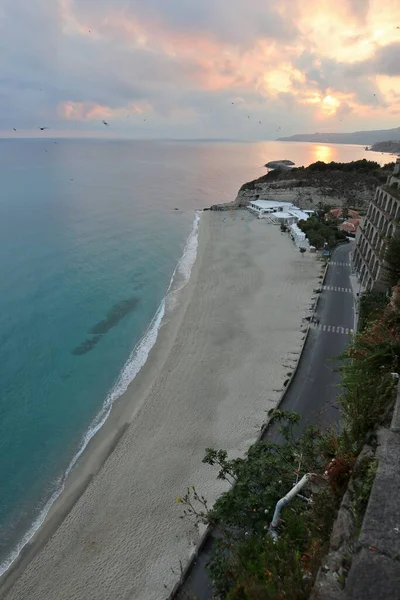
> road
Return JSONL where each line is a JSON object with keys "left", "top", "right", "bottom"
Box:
{"left": 174, "top": 242, "right": 355, "bottom": 600}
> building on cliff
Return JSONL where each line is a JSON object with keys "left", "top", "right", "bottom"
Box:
{"left": 353, "top": 158, "right": 400, "bottom": 291}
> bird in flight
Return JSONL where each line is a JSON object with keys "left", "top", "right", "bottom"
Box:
{"left": 259, "top": 121, "right": 262, "bottom": 125}
{"left": 44, "top": 149, "right": 48, "bottom": 153}
{"left": 102, "top": 120, "right": 109, "bottom": 126}
{"left": 13, "top": 128, "right": 17, "bottom": 132}
{"left": 38, "top": 127, "right": 49, "bottom": 131}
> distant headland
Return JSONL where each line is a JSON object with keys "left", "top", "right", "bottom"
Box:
{"left": 277, "top": 126, "right": 400, "bottom": 146}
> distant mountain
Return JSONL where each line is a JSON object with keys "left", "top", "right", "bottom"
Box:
{"left": 277, "top": 127, "right": 400, "bottom": 145}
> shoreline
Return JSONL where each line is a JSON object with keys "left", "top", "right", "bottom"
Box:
{"left": 1, "top": 210, "right": 320, "bottom": 600}
{"left": 0, "top": 212, "right": 202, "bottom": 595}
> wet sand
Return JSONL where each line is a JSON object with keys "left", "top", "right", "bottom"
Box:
{"left": 0, "top": 211, "right": 320, "bottom": 600}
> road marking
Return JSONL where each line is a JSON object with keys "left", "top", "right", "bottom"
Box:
{"left": 322, "top": 285, "right": 352, "bottom": 293}
{"left": 312, "top": 323, "right": 353, "bottom": 335}
{"left": 328, "top": 261, "right": 351, "bottom": 267}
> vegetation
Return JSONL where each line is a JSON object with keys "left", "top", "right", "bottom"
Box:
{"left": 358, "top": 291, "right": 388, "bottom": 331}
{"left": 297, "top": 213, "right": 347, "bottom": 249}
{"left": 384, "top": 230, "right": 400, "bottom": 288}
{"left": 178, "top": 279, "right": 400, "bottom": 599}
{"left": 178, "top": 412, "right": 345, "bottom": 600}
{"left": 340, "top": 289, "right": 398, "bottom": 445}
{"left": 304, "top": 159, "right": 381, "bottom": 173}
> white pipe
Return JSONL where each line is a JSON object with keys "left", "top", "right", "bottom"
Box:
{"left": 269, "top": 474, "right": 313, "bottom": 541}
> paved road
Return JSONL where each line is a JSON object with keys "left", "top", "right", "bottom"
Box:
{"left": 174, "top": 242, "right": 355, "bottom": 600}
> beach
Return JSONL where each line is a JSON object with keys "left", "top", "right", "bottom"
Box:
{"left": 0, "top": 210, "right": 320, "bottom": 600}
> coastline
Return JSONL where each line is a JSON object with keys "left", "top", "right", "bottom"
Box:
{"left": 0, "top": 210, "right": 320, "bottom": 600}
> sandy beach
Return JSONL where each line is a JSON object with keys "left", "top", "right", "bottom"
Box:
{"left": 0, "top": 210, "right": 320, "bottom": 600}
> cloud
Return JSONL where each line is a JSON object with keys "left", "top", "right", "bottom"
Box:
{"left": 0, "top": 0, "right": 399, "bottom": 137}
{"left": 348, "top": 43, "right": 400, "bottom": 77}
{"left": 346, "top": 0, "right": 370, "bottom": 20}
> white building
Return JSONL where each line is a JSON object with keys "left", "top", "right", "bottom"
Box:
{"left": 290, "top": 223, "right": 308, "bottom": 248}
{"left": 248, "top": 200, "right": 310, "bottom": 224}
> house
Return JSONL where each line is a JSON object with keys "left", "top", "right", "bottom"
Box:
{"left": 339, "top": 218, "right": 360, "bottom": 235}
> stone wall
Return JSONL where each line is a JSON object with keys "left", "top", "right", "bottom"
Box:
{"left": 311, "top": 384, "right": 400, "bottom": 600}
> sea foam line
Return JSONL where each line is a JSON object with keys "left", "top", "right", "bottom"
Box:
{"left": 0, "top": 210, "right": 202, "bottom": 578}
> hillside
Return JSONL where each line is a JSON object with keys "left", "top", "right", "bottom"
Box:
{"left": 370, "top": 140, "right": 400, "bottom": 154}
{"left": 210, "top": 159, "right": 396, "bottom": 212}
{"left": 277, "top": 127, "right": 400, "bottom": 145}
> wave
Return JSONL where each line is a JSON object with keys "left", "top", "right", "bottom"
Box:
{"left": 0, "top": 210, "right": 202, "bottom": 578}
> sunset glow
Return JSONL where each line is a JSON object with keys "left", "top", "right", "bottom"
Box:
{"left": 0, "top": 0, "right": 399, "bottom": 137}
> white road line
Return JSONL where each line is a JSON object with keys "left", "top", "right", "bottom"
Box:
{"left": 314, "top": 323, "right": 354, "bottom": 335}
{"left": 322, "top": 286, "right": 352, "bottom": 293}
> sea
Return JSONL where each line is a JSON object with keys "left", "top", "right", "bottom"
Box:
{"left": 0, "top": 138, "right": 388, "bottom": 573}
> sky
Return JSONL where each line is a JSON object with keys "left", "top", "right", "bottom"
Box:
{"left": 1, "top": 0, "right": 399, "bottom": 139}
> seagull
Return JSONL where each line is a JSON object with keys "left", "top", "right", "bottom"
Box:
{"left": 247, "top": 115, "right": 250, "bottom": 119}
{"left": 259, "top": 121, "right": 262, "bottom": 125}
{"left": 38, "top": 127, "right": 49, "bottom": 131}
{"left": 102, "top": 120, "right": 109, "bottom": 126}
{"left": 44, "top": 149, "right": 48, "bottom": 153}
{"left": 13, "top": 128, "right": 17, "bottom": 132}
{"left": 143, "top": 118, "right": 147, "bottom": 122}
{"left": 231, "top": 102, "right": 234, "bottom": 105}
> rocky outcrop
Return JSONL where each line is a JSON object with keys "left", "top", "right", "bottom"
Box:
{"left": 265, "top": 160, "right": 295, "bottom": 169}
{"left": 231, "top": 162, "right": 394, "bottom": 211}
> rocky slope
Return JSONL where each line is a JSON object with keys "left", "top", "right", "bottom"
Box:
{"left": 210, "top": 160, "right": 395, "bottom": 212}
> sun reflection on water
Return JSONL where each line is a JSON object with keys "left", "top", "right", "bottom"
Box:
{"left": 314, "top": 145, "right": 333, "bottom": 163}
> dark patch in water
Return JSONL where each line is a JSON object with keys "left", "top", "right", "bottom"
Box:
{"left": 72, "top": 335, "right": 102, "bottom": 355}
{"left": 89, "top": 297, "right": 139, "bottom": 335}
{"left": 72, "top": 296, "right": 140, "bottom": 356}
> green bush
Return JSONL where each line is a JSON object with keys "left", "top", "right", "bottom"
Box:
{"left": 384, "top": 230, "right": 400, "bottom": 289}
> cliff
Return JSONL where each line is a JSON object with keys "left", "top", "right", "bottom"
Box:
{"left": 224, "top": 159, "right": 395, "bottom": 212}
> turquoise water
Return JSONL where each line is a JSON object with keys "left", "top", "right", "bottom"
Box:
{"left": 0, "top": 139, "right": 384, "bottom": 571}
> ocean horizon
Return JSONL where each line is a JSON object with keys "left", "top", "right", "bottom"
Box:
{"left": 0, "top": 139, "right": 388, "bottom": 575}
